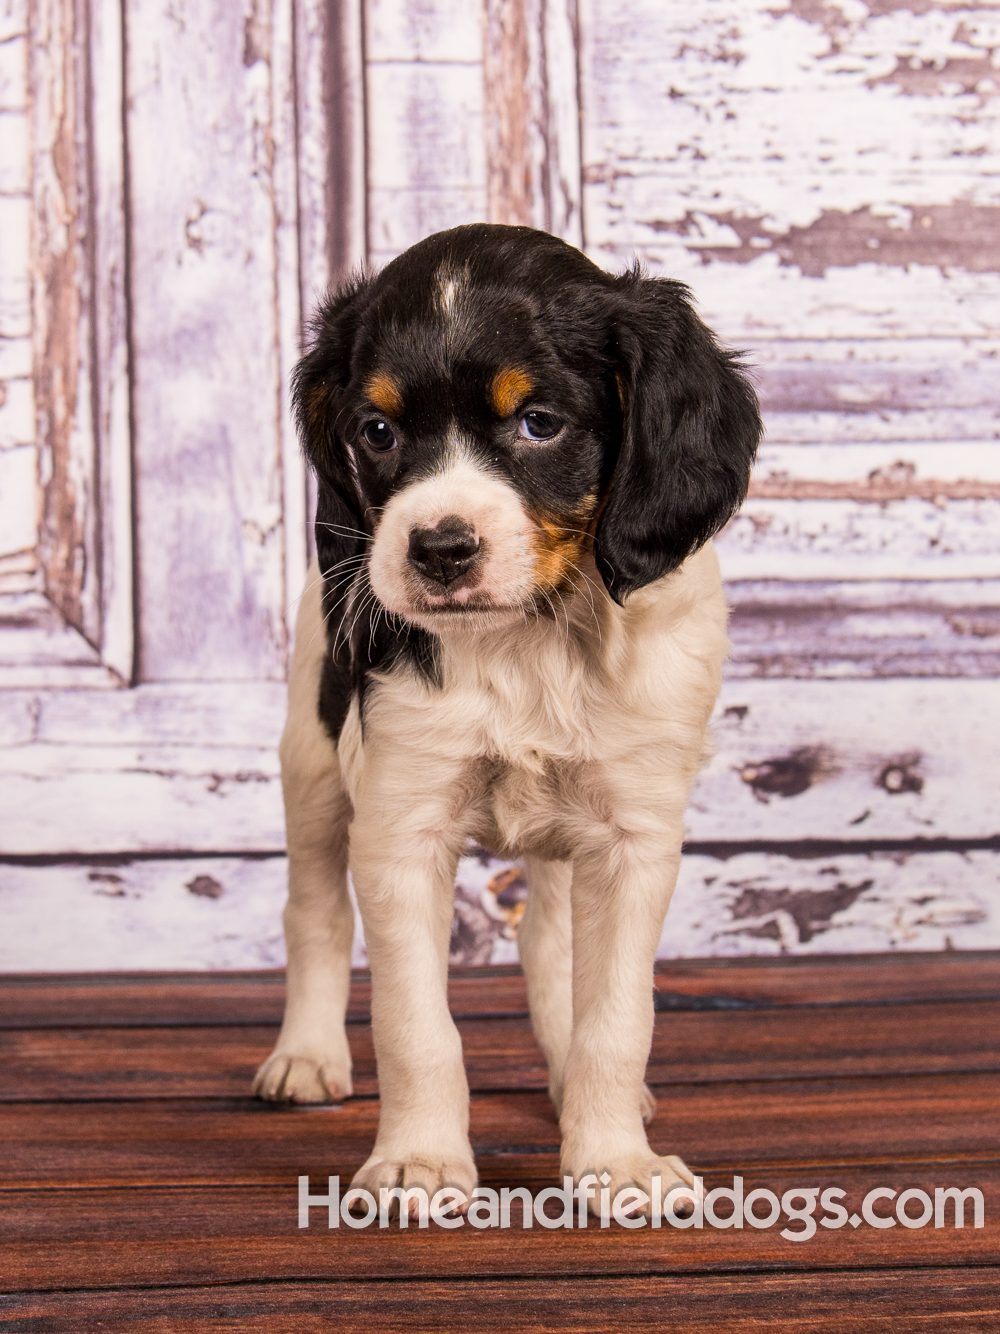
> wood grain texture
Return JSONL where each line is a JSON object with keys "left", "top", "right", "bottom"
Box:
{"left": 23, "top": 680, "right": 286, "bottom": 745}
{"left": 366, "top": 63, "right": 487, "bottom": 259}
{"left": 28, "top": 0, "right": 97, "bottom": 642}
{"left": 1, "top": 1165, "right": 995, "bottom": 1291}
{"left": 88, "top": 0, "right": 134, "bottom": 682}
{"left": 271, "top": 0, "right": 309, "bottom": 637}
{"left": 727, "top": 579, "right": 1000, "bottom": 680}
{"left": 2, "top": 999, "right": 997, "bottom": 1101}
{"left": 4, "top": 953, "right": 996, "bottom": 1027}
{"left": 3, "top": 1270, "right": 999, "bottom": 1334}
{"left": 572, "top": 0, "right": 1000, "bottom": 710}
{"left": 1, "top": 961, "right": 994, "bottom": 1320}
{"left": 365, "top": 0, "right": 485, "bottom": 262}
{"left": 753, "top": 339, "right": 1000, "bottom": 420}
{"left": 295, "top": 0, "right": 365, "bottom": 303}
{"left": 366, "top": 0, "right": 483, "bottom": 62}
{"left": 483, "top": 0, "right": 583, "bottom": 243}
{"left": 0, "top": 593, "right": 115, "bottom": 691}
{"left": 3, "top": 1070, "right": 998, "bottom": 1185}
{"left": 0, "top": 445, "right": 36, "bottom": 563}
{"left": 484, "top": 0, "right": 534, "bottom": 227}
{"left": 1, "top": 0, "right": 128, "bottom": 674}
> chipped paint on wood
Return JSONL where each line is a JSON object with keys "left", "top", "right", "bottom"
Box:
{"left": 688, "top": 679, "right": 1000, "bottom": 843}
{"left": 0, "top": 738, "right": 285, "bottom": 853}
{"left": 717, "top": 496, "right": 1000, "bottom": 581}
{"left": 0, "top": 856, "right": 317, "bottom": 971}
{"left": 483, "top": 0, "right": 583, "bottom": 242}
{"left": 2, "top": 843, "right": 999, "bottom": 971}
{"left": 653, "top": 204, "right": 1000, "bottom": 277}
{"left": 29, "top": 0, "right": 96, "bottom": 641}
{"left": 2, "top": 0, "right": 999, "bottom": 967}
{"left": 581, "top": 0, "right": 1000, "bottom": 338}
{"left": 0, "top": 590, "right": 115, "bottom": 689}
{"left": 663, "top": 848, "right": 1000, "bottom": 958}
{"left": 0, "top": 6, "right": 38, "bottom": 599}
{"left": 751, "top": 437, "right": 1000, "bottom": 504}
{"left": 88, "top": 0, "right": 134, "bottom": 681}
{"left": 2, "top": 678, "right": 1000, "bottom": 852}
{"left": 764, "top": 409, "right": 1000, "bottom": 444}
{"left": 484, "top": 0, "right": 534, "bottom": 227}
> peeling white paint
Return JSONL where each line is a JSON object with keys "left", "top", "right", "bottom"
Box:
{"left": 2, "top": 845, "right": 997, "bottom": 972}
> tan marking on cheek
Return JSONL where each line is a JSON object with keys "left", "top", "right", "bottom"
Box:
{"left": 528, "top": 507, "right": 592, "bottom": 590}
{"left": 491, "top": 367, "right": 534, "bottom": 418}
{"left": 365, "top": 371, "right": 403, "bottom": 418}
{"left": 615, "top": 374, "right": 627, "bottom": 410}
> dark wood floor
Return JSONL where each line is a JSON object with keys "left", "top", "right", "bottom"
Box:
{"left": 1, "top": 952, "right": 998, "bottom": 1331}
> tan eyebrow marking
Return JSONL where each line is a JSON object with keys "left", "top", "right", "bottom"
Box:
{"left": 490, "top": 367, "right": 534, "bottom": 418}
{"left": 365, "top": 371, "right": 403, "bottom": 418}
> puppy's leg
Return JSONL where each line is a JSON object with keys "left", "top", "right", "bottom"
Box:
{"left": 349, "top": 799, "right": 476, "bottom": 1212}
{"left": 518, "top": 857, "right": 573, "bottom": 1116}
{"left": 253, "top": 566, "right": 354, "bottom": 1104}
{"left": 559, "top": 827, "right": 693, "bottom": 1214}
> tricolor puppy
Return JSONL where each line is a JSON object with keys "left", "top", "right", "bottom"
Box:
{"left": 254, "top": 224, "right": 761, "bottom": 1214}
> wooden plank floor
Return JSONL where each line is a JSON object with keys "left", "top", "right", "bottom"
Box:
{"left": 1, "top": 953, "right": 998, "bottom": 1332}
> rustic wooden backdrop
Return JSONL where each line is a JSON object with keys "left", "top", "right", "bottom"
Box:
{"left": 1, "top": 0, "right": 999, "bottom": 969}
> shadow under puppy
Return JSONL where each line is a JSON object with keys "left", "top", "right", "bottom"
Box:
{"left": 254, "top": 223, "right": 761, "bottom": 1216}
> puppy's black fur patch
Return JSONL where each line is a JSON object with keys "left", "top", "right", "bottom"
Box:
{"left": 292, "top": 224, "right": 761, "bottom": 741}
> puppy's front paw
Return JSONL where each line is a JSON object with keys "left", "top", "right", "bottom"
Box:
{"left": 564, "top": 1150, "right": 696, "bottom": 1219}
{"left": 350, "top": 1151, "right": 478, "bottom": 1218}
{"left": 252, "top": 1050, "right": 352, "bottom": 1103}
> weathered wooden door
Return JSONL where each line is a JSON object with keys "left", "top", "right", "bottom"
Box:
{"left": 0, "top": 0, "right": 363, "bottom": 965}
{"left": 3, "top": 0, "right": 999, "bottom": 968}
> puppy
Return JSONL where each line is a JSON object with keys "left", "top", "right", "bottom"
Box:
{"left": 254, "top": 224, "right": 761, "bottom": 1214}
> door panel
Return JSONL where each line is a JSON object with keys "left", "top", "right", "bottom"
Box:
{"left": 126, "top": 0, "right": 299, "bottom": 682}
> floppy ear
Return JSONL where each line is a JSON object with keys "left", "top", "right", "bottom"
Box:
{"left": 593, "top": 270, "right": 761, "bottom": 603}
{"left": 291, "top": 275, "right": 374, "bottom": 596}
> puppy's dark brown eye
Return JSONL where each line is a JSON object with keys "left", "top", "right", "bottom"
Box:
{"left": 362, "top": 419, "right": 396, "bottom": 452}
{"left": 518, "top": 411, "right": 562, "bottom": 441}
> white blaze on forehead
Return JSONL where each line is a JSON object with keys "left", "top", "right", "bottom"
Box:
{"left": 367, "top": 450, "right": 538, "bottom": 618}
{"left": 434, "top": 261, "right": 468, "bottom": 318}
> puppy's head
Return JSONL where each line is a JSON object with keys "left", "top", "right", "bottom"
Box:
{"left": 295, "top": 224, "right": 760, "bottom": 639}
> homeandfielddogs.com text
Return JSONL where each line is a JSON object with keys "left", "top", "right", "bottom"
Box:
{"left": 298, "top": 1175, "right": 985, "bottom": 1240}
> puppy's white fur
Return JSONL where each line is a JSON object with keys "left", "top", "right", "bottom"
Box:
{"left": 367, "top": 448, "right": 537, "bottom": 624}
{"left": 257, "top": 522, "right": 727, "bottom": 1214}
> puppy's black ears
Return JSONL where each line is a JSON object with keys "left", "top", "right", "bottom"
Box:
{"left": 292, "top": 274, "right": 374, "bottom": 581}
{"left": 292, "top": 273, "right": 372, "bottom": 486}
{"left": 593, "top": 270, "right": 762, "bottom": 604}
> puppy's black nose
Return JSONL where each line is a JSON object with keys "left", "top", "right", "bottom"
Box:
{"left": 407, "top": 517, "right": 480, "bottom": 587}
